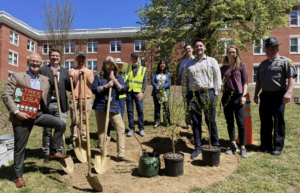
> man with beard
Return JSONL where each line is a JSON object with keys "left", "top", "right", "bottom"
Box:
{"left": 1, "top": 53, "right": 70, "bottom": 188}
{"left": 126, "top": 52, "right": 147, "bottom": 137}
{"left": 68, "top": 52, "right": 94, "bottom": 148}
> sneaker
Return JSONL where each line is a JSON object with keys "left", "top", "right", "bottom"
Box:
{"left": 139, "top": 130, "right": 145, "bottom": 137}
{"left": 44, "top": 155, "right": 49, "bottom": 163}
{"left": 240, "top": 148, "right": 248, "bottom": 158}
{"left": 67, "top": 144, "right": 73, "bottom": 149}
{"left": 117, "top": 156, "right": 133, "bottom": 163}
{"left": 190, "top": 149, "right": 201, "bottom": 159}
{"left": 127, "top": 130, "right": 134, "bottom": 137}
{"left": 225, "top": 145, "right": 239, "bottom": 154}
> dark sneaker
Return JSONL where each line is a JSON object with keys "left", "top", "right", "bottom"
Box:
{"left": 127, "top": 130, "right": 134, "bottom": 137}
{"left": 44, "top": 155, "right": 49, "bottom": 163}
{"left": 225, "top": 145, "right": 239, "bottom": 154}
{"left": 240, "top": 148, "right": 248, "bottom": 158}
{"left": 190, "top": 149, "right": 201, "bottom": 159}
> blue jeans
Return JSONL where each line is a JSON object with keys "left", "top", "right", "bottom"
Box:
{"left": 188, "top": 90, "right": 220, "bottom": 150}
{"left": 126, "top": 91, "right": 144, "bottom": 131}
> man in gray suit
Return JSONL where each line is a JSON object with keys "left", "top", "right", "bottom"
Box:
{"left": 38, "top": 49, "right": 74, "bottom": 163}
{"left": 1, "top": 53, "right": 70, "bottom": 188}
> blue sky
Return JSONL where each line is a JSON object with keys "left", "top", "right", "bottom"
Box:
{"left": 0, "top": 0, "right": 148, "bottom": 30}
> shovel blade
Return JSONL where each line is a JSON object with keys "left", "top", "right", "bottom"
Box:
{"left": 86, "top": 173, "right": 103, "bottom": 192}
{"left": 59, "top": 157, "right": 74, "bottom": 174}
{"left": 74, "top": 147, "right": 87, "bottom": 163}
{"left": 94, "top": 154, "right": 110, "bottom": 174}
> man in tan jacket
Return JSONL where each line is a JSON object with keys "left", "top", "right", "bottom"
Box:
{"left": 1, "top": 53, "right": 70, "bottom": 188}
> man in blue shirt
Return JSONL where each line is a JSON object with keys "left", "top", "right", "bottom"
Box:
{"left": 1, "top": 53, "right": 70, "bottom": 188}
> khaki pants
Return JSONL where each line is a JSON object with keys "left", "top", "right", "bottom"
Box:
{"left": 95, "top": 110, "right": 125, "bottom": 157}
{"left": 69, "top": 98, "right": 92, "bottom": 143}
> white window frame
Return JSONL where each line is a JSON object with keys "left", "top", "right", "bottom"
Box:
{"left": 43, "top": 43, "right": 53, "bottom": 54}
{"left": 8, "top": 50, "right": 18, "bottom": 67}
{"left": 64, "top": 60, "right": 75, "bottom": 70}
{"left": 87, "top": 60, "right": 98, "bottom": 72}
{"left": 87, "top": 42, "right": 98, "bottom": 53}
{"left": 290, "top": 37, "right": 300, "bottom": 54}
{"left": 64, "top": 42, "right": 75, "bottom": 54}
{"left": 27, "top": 40, "right": 35, "bottom": 53}
{"left": 253, "top": 66, "right": 259, "bottom": 83}
{"left": 253, "top": 39, "right": 265, "bottom": 55}
{"left": 290, "top": 11, "right": 300, "bottom": 27}
{"left": 110, "top": 41, "right": 121, "bottom": 53}
{"left": 9, "top": 31, "right": 19, "bottom": 46}
{"left": 217, "top": 40, "right": 233, "bottom": 56}
{"left": 139, "top": 58, "right": 146, "bottom": 67}
{"left": 134, "top": 40, "right": 146, "bottom": 52}
{"left": 8, "top": 71, "right": 14, "bottom": 81}
{"left": 42, "top": 60, "right": 50, "bottom": 66}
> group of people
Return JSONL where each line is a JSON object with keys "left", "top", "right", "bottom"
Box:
{"left": 1, "top": 37, "right": 296, "bottom": 188}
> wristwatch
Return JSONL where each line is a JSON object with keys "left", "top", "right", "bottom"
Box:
{"left": 243, "top": 94, "right": 247, "bottom": 97}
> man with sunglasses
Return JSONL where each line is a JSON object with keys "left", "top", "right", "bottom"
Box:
{"left": 68, "top": 52, "right": 94, "bottom": 149}
{"left": 126, "top": 52, "right": 147, "bottom": 137}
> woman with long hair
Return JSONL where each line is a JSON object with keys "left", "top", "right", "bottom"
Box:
{"left": 91, "top": 56, "right": 132, "bottom": 162}
{"left": 151, "top": 60, "right": 171, "bottom": 128}
{"left": 221, "top": 45, "right": 248, "bottom": 158}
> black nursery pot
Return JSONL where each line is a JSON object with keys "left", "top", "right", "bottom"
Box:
{"left": 201, "top": 146, "right": 221, "bottom": 167}
{"left": 163, "top": 152, "right": 184, "bottom": 177}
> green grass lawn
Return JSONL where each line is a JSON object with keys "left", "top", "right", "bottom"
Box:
{"left": 0, "top": 80, "right": 299, "bottom": 192}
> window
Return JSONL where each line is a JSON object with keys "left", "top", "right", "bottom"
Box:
{"left": 138, "top": 58, "right": 146, "bottom": 67}
{"left": 8, "top": 72, "right": 14, "bottom": 81}
{"left": 87, "top": 42, "right": 98, "bottom": 53}
{"left": 43, "top": 43, "right": 53, "bottom": 54}
{"left": 253, "top": 39, "right": 265, "bottom": 54}
{"left": 9, "top": 31, "right": 19, "bottom": 46}
{"left": 27, "top": 40, "right": 35, "bottom": 52}
{"left": 218, "top": 41, "right": 233, "bottom": 56}
{"left": 290, "top": 11, "right": 300, "bottom": 26}
{"left": 65, "top": 43, "right": 75, "bottom": 54}
{"left": 42, "top": 61, "right": 49, "bottom": 66}
{"left": 134, "top": 40, "right": 146, "bottom": 52}
{"left": 253, "top": 67, "right": 259, "bottom": 83}
{"left": 64, "top": 61, "right": 74, "bottom": 70}
{"left": 110, "top": 41, "right": 121, "bottom": 52}
{"left": 290, "top": 38, "right": 299, "bottom": 53}
{"left": 87, "top": 60, "right": 97, "bottom": 72}
{"left": 9, "top": 51, "right": 18, "bottom": 66}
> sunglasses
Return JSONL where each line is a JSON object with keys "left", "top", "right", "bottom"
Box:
{"left": 105, "top": 64, "right": 114, "bottom": 68}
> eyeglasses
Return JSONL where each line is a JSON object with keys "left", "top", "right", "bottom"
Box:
{"left": 228, "top": 52, "right": 236, "bottom": 55}
{"left": 30, "top": 60, "right": 41, "bottom": 64}
{"left": 106, "top": 64, "right": 114, "bottom": 68}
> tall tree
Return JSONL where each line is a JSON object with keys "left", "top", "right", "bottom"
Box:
{"left": 40, "top": 0, "right": 84, "bottom": 65}
{"left": 135, "top": 0, "right": 297, "bottom": 72}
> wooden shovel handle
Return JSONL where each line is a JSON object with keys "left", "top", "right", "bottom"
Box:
{"left": 102, "top": 71, "right": 113, "bottom": 159}
{"left": 69, "top": 76, "right": 78, "bottom": 125}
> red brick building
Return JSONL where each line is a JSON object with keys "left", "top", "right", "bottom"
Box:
{"left": 1, "top": 6, "right": 300, "bottom": 85}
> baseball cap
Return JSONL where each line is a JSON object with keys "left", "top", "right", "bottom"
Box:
{"left": 131, "top": 52, "right": 139, "bottom": 58}
{"left": 76, "top": 52, "right": 86, "bottom": 58}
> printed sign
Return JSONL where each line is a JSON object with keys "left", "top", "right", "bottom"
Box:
{"left": 13, "top": 85, "right": 43, "bottom": 119}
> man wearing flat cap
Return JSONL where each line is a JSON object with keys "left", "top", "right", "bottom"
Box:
{"left": 126, "top": 52, "right": 147, "bottom": 137}
{"left": 254, "top": 37, "right": 297, "bottom": 155}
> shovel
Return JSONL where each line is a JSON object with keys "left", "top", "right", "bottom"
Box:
{"left": 94, "top": 72, "right": 113, "bottom": 174}
{"left": 83, "top": 74, "right": 103, "bottom": 191}
{"left": 70, "top": 76, "right": 87, "bottom": 163}
{"left": 53, "top": 75, "right": 74, "bottom": 174}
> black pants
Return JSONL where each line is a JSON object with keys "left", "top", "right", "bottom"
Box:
{"left": 222, "top": 93, "right": 246, "bottom": 145}
{"left": 13, "top": 111, "right": 66, "bottom": 178}
{"left": 259, "top": 92, "right": 285, "bottom": 151}
{"left": 153, "top": 94, "right": 170, "bottom": 126}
